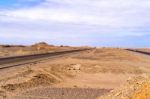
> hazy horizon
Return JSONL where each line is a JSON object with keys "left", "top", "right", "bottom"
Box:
{"left": 0, "top": 0, "right": 150, "bottom": 47}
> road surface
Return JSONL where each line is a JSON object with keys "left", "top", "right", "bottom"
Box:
{"left": 126, "top": 49, "right": 150, "bottom": 55}
{"left": 0, "top": 49, "right": 91, "bottom": 69}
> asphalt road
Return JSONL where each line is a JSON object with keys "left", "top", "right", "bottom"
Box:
{"left": 0, "top": 49, "right": 91, "bottom": 69}
{"left": 126, "top": 49, "right": 150, "bottom": 55}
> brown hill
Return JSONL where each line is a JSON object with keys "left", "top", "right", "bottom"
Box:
{"left": 31, "top": 42, "right": 54, "bottom": 50}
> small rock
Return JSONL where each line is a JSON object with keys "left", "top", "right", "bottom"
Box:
{"left": 68, "top": 64, "right": 81, "bottom": 70}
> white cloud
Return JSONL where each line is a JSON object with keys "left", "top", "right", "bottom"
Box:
{"left": 1, "top": 0, "right": 150, "bottom": 27}
{"left": 0, "top": 0, "right": 150, "bottom": 47}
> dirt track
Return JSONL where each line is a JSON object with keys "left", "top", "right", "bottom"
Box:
{"left": 11, "top": 88, "right": 111, "bottom": 99}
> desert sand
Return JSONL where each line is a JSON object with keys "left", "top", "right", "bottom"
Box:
{"left": 0, "top": 42, "right": 78, "bottom": 57}
{"left": 0, "top": 44, "right": 150, "bottom": 99}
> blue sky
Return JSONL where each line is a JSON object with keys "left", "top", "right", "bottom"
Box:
{"left": 0, "top": 0, "right": 43, "bottom": 9}
{"left": 0, "top": 0, "right": 150, "bottom": 47}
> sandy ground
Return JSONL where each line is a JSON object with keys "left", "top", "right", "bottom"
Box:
{"left": 0, "top": 48, "right": 150, "bottom": 99}
{"left": 99, "top": 75, "right": 150, "bottom": 99}
{"left": 0, "top": 42, "right": 79, "bottom": 57}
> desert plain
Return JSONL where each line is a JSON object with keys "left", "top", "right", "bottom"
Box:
{"left": 0, "top": 42, "right": 150, "bottom": 99}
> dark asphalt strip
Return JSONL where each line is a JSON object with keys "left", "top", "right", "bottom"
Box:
{"left": 126, "top": 49, "right": 150, "bottom": 55}
{"left": 0, "top": 49, "right": 91, "bottom": 69}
